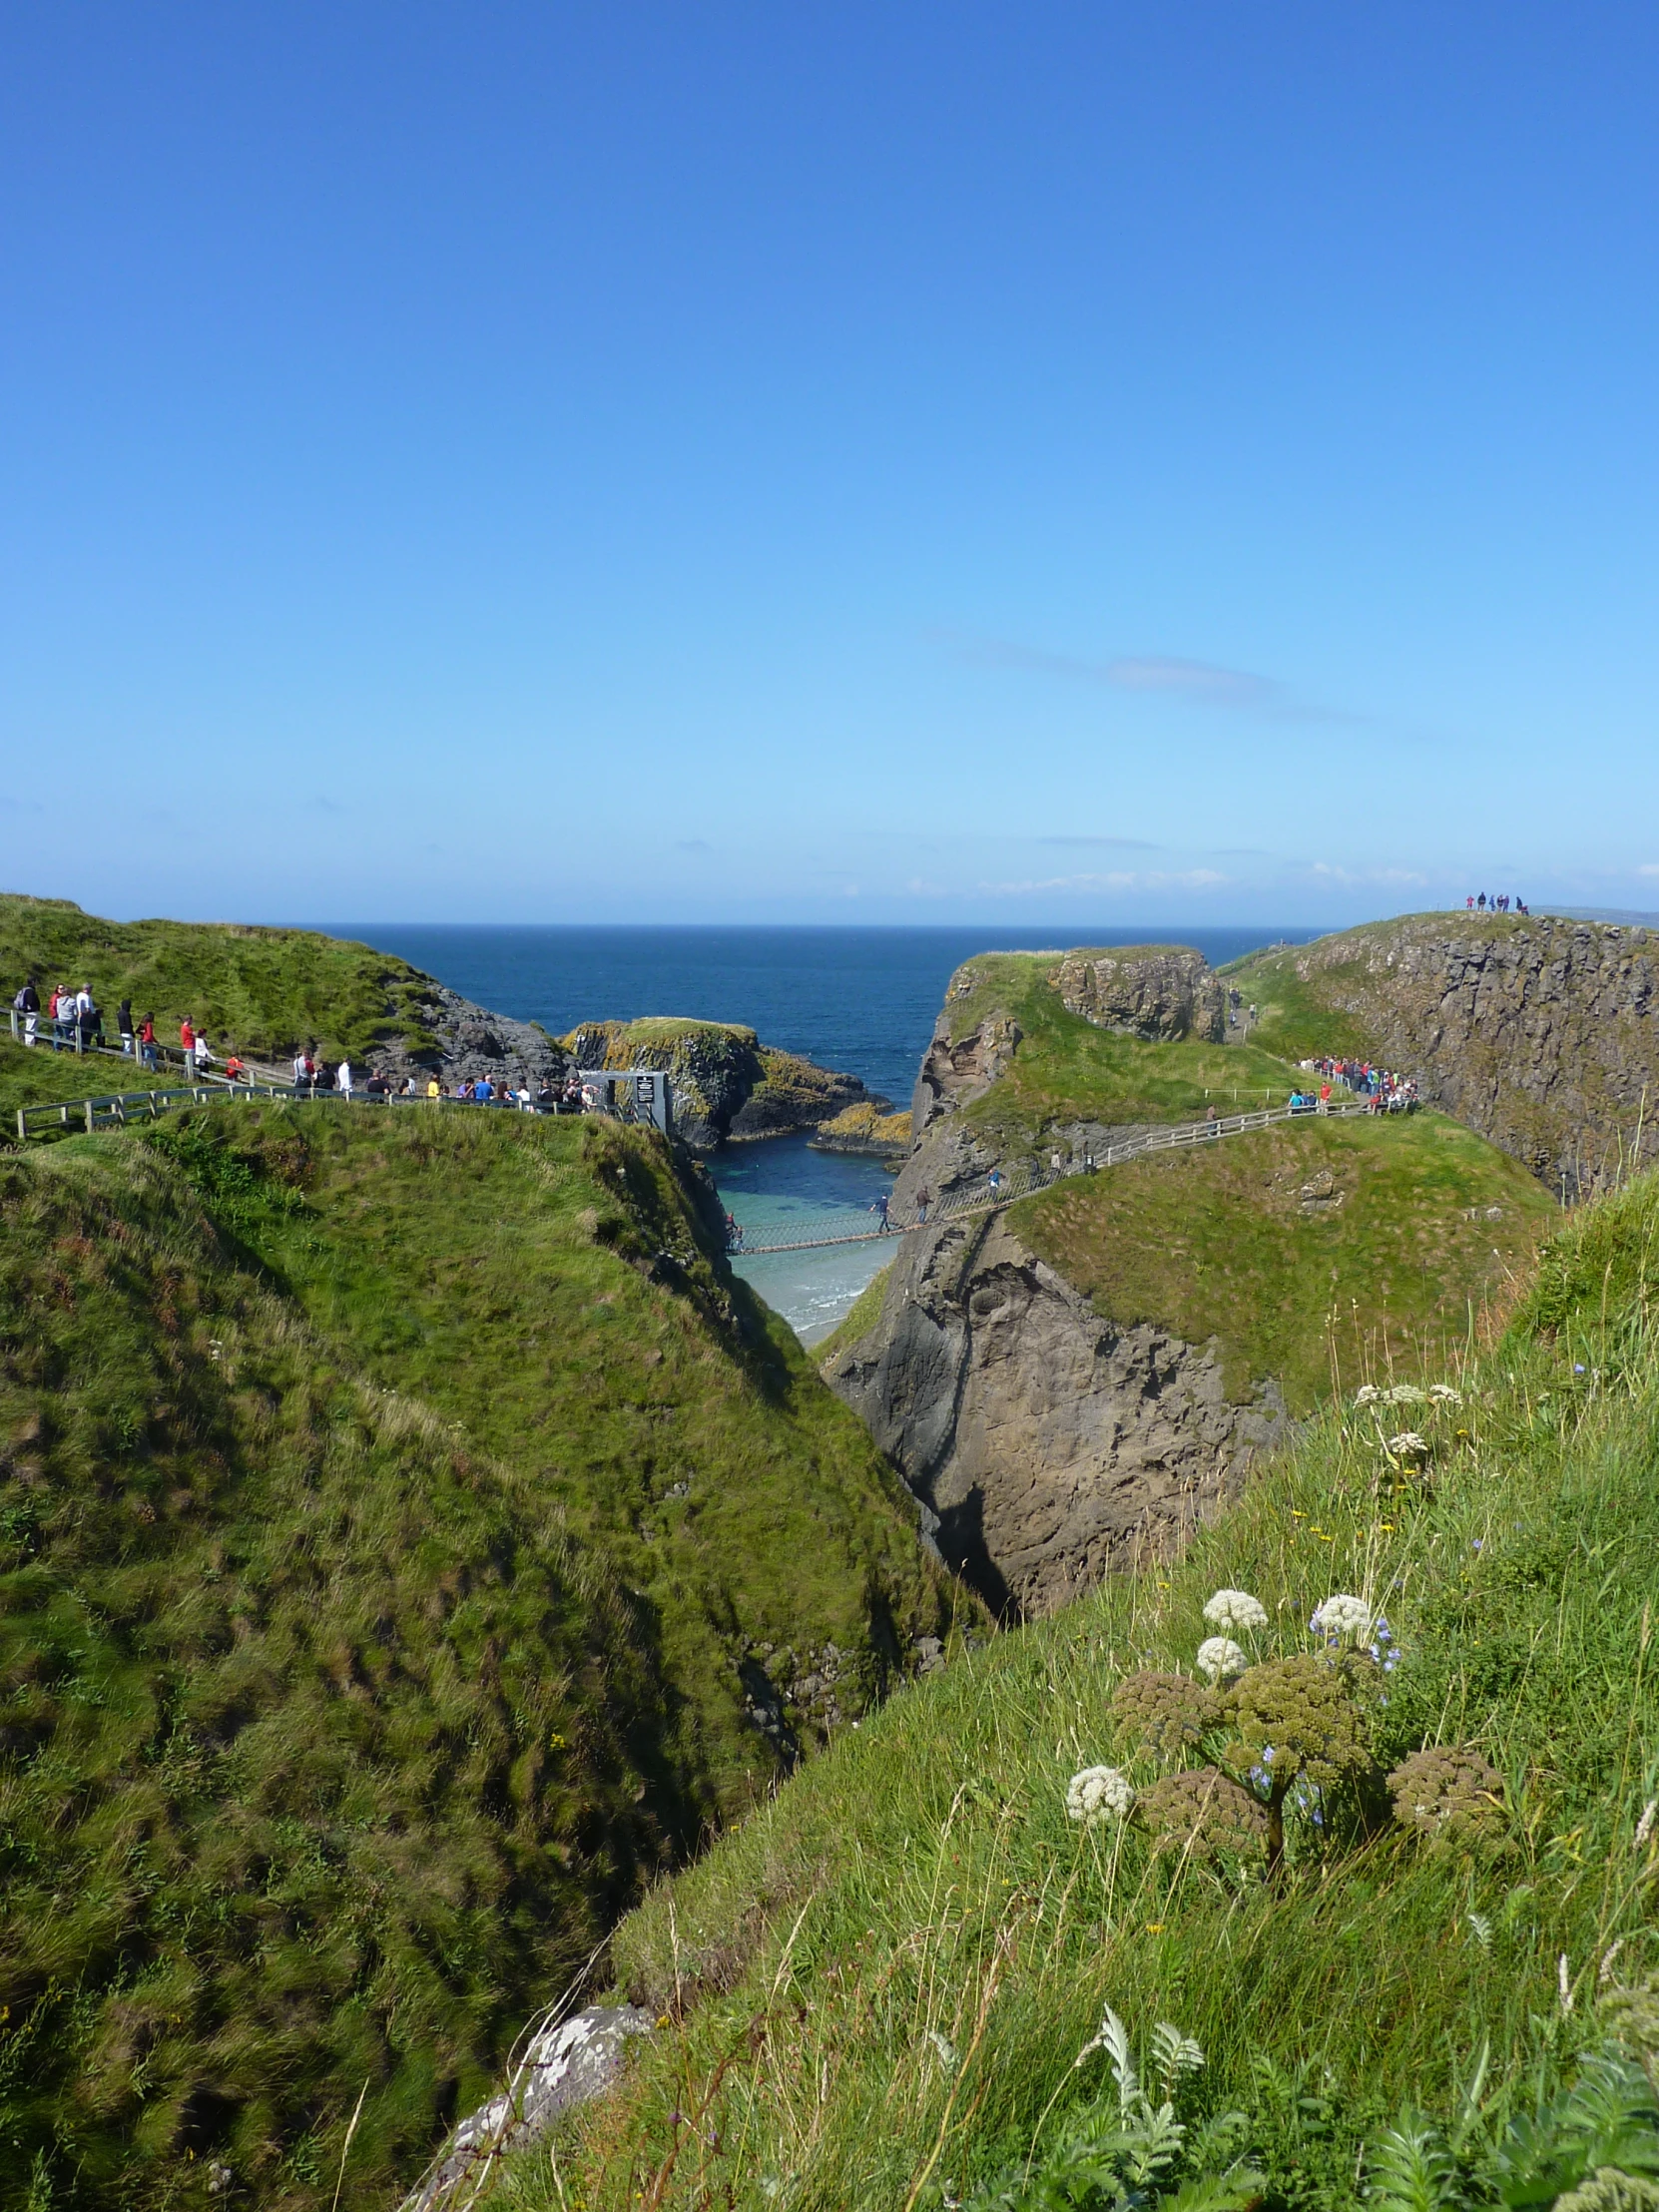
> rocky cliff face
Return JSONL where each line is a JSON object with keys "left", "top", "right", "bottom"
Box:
{"left": 824, "top": 1207, "right": 1284, "bottom": 1619}
{"left": 830, "top": 951, "right": 1283, "bottom": 1618}
{"left": 563, "top": 1020, "right": 868, "bottom": 1151}
{"left": 1050, "top": 946, "right": 1225, "bottom": 1043}
{"left": 1253, "top": 916, "right": 1659, "bottom": 1193}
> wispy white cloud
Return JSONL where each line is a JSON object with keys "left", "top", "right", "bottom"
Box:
{"left": 976, "top": 867, "right": 1229, "bottom": 895}
{"left": 1309, "top": 861, "right": 1429, "bottom": 886}
{"left": 946, "top": 632, "right": 1357, "bottom": 726}
{"left": 1037, "top": 832, "right": 1160, "bottom": 850}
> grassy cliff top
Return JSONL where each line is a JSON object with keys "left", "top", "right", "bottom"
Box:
{"left": 0, "top": 1102, "right": 962, "bottom": 2208}
{"left": 941, "top": 950, "right": 1307, "bottom": 1142}
{"left": 0, "top": 892, "right": 440, "bottom": 1062}
{"left": 527, "top": 1165, "right": 1659, "bottom": 2211}
{"left": 1014, "top": 1109, "right": 1558, "bottom": 1408}
{"left": 562, "top": 1015, "right": 761, "bottom": 1052}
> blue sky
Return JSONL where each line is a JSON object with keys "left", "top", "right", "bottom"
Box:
{"left": 4, "top": 3, "right": 1658, "bottom": 926}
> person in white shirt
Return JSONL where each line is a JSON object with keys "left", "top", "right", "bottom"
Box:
{"left": 292, "top": 1050, "right": 309, "bottom": 1094}
{"left": 337, "top": 1059, "right": 353, "bottom": 1098}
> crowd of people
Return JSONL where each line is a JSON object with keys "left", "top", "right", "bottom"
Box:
{"left": 10, "top": 979, "right": 173, "bottom": 1068}
{"left": 284, "top": 1049, "right": 592, "bottom": 1114}
{"left": 9, "top": 976, "right": 609, "bottom": 1119}
{"left": 1465, "top": 892, "right": 1528, "bottom": 913}
{"left": 1292, "top": 1055, "right": 1418, "bottom": 1113}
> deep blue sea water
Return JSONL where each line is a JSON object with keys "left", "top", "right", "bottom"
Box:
{"left": 325, "top": 925, "right": 1317, "bottom": 1340}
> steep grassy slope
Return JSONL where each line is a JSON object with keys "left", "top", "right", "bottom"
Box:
{"left": 0, "top": 892, "right": 443, "bottom": 1062}
{"left": 940, "top": 952, "right": 1310, "bottom": 1152}
{"left": 0, "top": 1136, "right": 685, "bottom": 2211}
{"left": 0, "top": 1106, "right": 960, "bottom": 2209}
{"left": 524, "top": 1170, "right": 1659, "bottom": 2211}
{"left": 1015, "top": 1110, "right": 1558, "bottom": 1406}
{"left": 156, "top": 1103, "right": 962, "bottom": 1789}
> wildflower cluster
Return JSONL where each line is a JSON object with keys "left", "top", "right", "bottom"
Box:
{"left": 1385, "top": 1746, "right": 1508, "bottom": 1851}
{"left": 1196, "top": 1635, "right": 1248, "bottom": 1684}
{"left": 1066, "top": 1764, "right": 1135, "bottom": 1828}
{"left": 1202, "top": 1587, "right": 1268, "bottom": 1634}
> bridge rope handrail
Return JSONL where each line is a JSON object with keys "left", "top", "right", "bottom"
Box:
{"left": 730, "top": 1098, "right": 1381, "bottom": 1254}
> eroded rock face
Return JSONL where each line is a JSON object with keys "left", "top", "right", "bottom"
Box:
{"left": 1276, "top": 917, "right": 1659, "bottom": 1192}
{"left": 403, "top": 2005, "right": 652, "bottom": 2212}
{"left": 912, "top": 1010, "right": 1022, "bottom": 1137}
{"left": 824, "top": 1210, "right": 1285, "bottom": 1620}
{"left": 1050, "top": 948, "right": 1225, "bottom": 1044}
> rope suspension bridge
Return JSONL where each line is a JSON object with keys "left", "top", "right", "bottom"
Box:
{"left": 729, "top": 1099, "right": 1378, "bottom": 1254}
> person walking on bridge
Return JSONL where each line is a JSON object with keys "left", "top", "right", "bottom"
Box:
{"left": 869, "top": 1191, "right": 890, "bottom": 1232}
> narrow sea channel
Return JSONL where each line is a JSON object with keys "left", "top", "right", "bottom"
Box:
{"left": 709, "top": 1133, "right": 897, "bottom": 1345}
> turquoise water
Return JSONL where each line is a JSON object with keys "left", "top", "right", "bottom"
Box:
{"left": 327, "top": 924, "right": 1318, "bottom": 1338}
{"left": 708, "top": 1132, "right": 896, "bottom": 1344}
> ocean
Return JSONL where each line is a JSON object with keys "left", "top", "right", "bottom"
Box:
{"left": 327, "top": 925, "right": 1317, "bottom": 1341}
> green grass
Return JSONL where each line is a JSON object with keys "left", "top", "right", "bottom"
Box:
{"left": 165, "top": 1104, "right": 964, "bottom": 1796}
{"left": 0, "top": 1105, "right": 964, "bottom": 2209}
{"left": 815, "top": 1264, "right": 895, "bottom": 1367}
{"left": 1013, "top": 1111, "right": 1559, "bottom": 1407}
{"left": 512, "top": 1167, "right": 1659, "bottom": 2211}
{"left": 0, "top": 892, "right": 442, "bottom": 1063}
{"left": 941, "top": 953, "right": 1312, "bottom": 1151}
{"left": 0, "top": 1031, "right": 178, "bottom": 1142}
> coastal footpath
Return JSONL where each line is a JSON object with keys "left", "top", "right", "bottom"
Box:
{"left": 0, "top": 894, "right": 871, "bottom": 1150}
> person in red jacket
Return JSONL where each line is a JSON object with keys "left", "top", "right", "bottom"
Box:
{"left": 180, "top": 1017, "right": 196, "bottom": 1075}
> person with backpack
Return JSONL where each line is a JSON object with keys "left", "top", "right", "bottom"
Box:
{"left": 13, "top": 978, "right": 39, "bottom": 1046}
{"left": 117, "top": 1000, "right": 134, "bottom": 1054}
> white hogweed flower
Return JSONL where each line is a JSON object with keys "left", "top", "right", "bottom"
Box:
{"left": 1066, "top": 1766, "right": 1135, "bottom": 1827}
{"left": 1385, "top": 1430, "right": 1430, "bottom": 1461}
{"left": 1196, "top": 1636, "right": 1248, "bottom": 1684}
{"left": 1383, "top": 1383, "right": 1427, "bottom": 1406}
{"left": 1312, "top": 1593, "right": 1373, "bottom": 1644}
{"left": 1354, "top": 1384, "right": 1382, "bottom": 1406}
{"left": 1203, "top": 1588, "right": 1268, "bottom": 1634}
{"left": 1428, "top": 1383, "right": 1463, "bottom": 1405}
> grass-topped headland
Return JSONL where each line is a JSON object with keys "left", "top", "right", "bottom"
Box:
{"left": 1014, "top": 1108, "right": 1558, "bottom": 1407}
{"left": 0, "top": 891, "right": 447, "bottom": 1064}
{"left": 0, "top": 1099, "right": 965, "bottom": 2208}
{"left": 517, "top": 1162, "right": 1659, "bottom": 2211}
{"left": 560, "top": 1016, "right": 869, "bottom": 1145}
{"left": 1224, "top": 913, "right": 1659, "bottom": 1193}
{"left": 936, "top": 950, "right": 1309, "bottom": 1153}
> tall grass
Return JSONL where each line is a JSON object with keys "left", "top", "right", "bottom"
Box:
{"left": 513, "top": 1172, "right": 1659, "bottom": 2210}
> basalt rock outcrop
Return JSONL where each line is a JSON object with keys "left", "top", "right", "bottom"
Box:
{"left": 561, "top": 1020, "right": 869, "bottom": 1152}
{"left": 1050, "top": 945, "right": 1226, "bottom": 1044}
{"left": 824, "top": 1208, "right": 1285, "bottom": 1619}
{"left": 1238, "top": 915, "right": 1659, "bottom": 1194}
